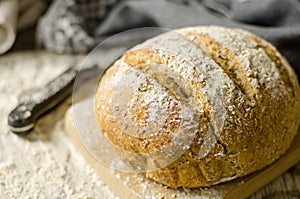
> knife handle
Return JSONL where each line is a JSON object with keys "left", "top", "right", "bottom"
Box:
{"left": 8, "top": 66, "right": 78, "bottom": 134}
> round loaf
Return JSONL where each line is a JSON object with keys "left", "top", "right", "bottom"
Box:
{"left": 95, "top": 26, "right": 300, "bottom": 188}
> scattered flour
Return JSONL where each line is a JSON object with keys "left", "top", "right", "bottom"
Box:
{"left": 0, "top": 51, "right": 117, "bottom": 199}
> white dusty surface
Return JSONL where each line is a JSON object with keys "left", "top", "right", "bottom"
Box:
{"left": 0, "top": 51, "right": 117, "bottom": 199}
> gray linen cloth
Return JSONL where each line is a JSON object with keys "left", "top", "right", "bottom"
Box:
{"left": 37, "top": 0, "right": 300, "bottom": 75}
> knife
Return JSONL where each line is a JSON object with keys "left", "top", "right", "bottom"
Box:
{"left": 7, "top": 65, "right": 99, "bottom": 134}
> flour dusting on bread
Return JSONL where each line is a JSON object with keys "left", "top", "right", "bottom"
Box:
{"left": 95, "top": 26, "right": 300, "bottom": 188}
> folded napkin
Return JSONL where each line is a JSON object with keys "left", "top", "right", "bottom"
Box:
{"left": 37, "top": 0, "right": 300, "bottom": 75}
{"left": 0, "top": 0, "right": 48, "bottom": 55}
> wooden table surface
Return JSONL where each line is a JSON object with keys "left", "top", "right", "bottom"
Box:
{"left": 0, "top": 29, "right": 299, "bottom": 199}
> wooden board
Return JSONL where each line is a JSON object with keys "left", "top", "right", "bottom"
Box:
{"left": 64, "top": 106, "right": 300, "bottom": 199}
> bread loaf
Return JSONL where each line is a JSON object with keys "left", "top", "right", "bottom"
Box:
{"left": 95, "top": 26, "right": 300, "bottom": 188}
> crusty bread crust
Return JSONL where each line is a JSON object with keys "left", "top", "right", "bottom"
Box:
{"left": 95, "top": 26, "right": 300, "bottom": 188}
